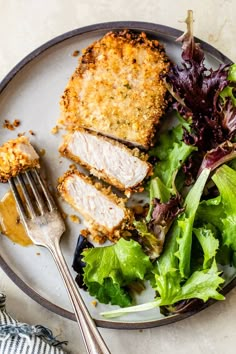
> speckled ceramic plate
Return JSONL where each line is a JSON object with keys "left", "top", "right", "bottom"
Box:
{"left": 0, "top": 21, "right": 236, "bottom": 329}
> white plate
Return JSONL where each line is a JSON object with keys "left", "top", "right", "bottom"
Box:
{"left": 0, "top": 21, "right": 235, "bottom": 329}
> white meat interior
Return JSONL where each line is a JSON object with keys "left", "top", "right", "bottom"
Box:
{"left": 65, "top": 173, "right": 125, "bottom": 230}
{"left": 17, "top": 143, "right": 39, "bottom": 160}
{"left": 64, "top": 131, "right": 149, "bottom": 188}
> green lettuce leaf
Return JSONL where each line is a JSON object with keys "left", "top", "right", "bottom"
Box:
{"left": 87, "top": 278, "right": 132, "bottom": 307}
{"left": 196, "top": 196, "right": 224, "bottom": 231}
{"left": 82, "top": 239, "right": 153, "bottom": 307}
{"left": 176, "top": 168, "right": 211, "bottom": 278}
{"left": 212, "top": 165, "right": 236, "bottom": 250}
{"left": 101, "top": 261, "right": 224, "bottom": 318}
{"left": 155, "top": 260, "right": 224, "bottom": 306}
{"left": 197, "top": 165, "right": 236, "bottom": 250}
{"left": 220, "top": 86, "right": 236, "bottom": 106}
{"left": 220, "top": 64, "right": 236, "bottom": 106}
{"left": 168, "top": 261, "right": 224, "bottom": 303}
{"left": 228, "top": 64, "right": 236, "bottom": 81}
{"left": 156, "top": 220, "right": 180, "bottom": 276}
{"left": 229, "top": 159, "right": 236, "bottom": 170}
{"left": 149, "top": 122, "right": 196, "bottom": 190}
{"left": 193, "top": 226, "right": 219, "bottom": 269}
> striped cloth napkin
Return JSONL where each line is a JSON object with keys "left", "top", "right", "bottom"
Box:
{"left": 0, "top": 293, "right": 67, "bottom": 354}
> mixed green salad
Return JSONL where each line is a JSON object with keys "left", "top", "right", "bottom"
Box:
{"left": 72, "top": 11, "right": 236, "bottom": 318}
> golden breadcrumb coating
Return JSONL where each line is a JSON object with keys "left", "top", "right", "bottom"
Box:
{"left": 0, "top": 136, "right": 39, "bottom": 183}
{"left": 59, "top": 30, "right": 170, "bottom": 148}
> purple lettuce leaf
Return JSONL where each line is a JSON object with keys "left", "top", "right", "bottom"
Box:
{"left": 149, "top": 197, "right": 184, "bottom": 235}
{"left": 197, "top": 141, "right": 236, "bottom": 176}
{"left": 220, "top": 99, "right": 236, "bottom": 136}
{"left": 134, "top": 196, "right": 184, "bottom": 259}
{"left": 165, "top": 10, "right": 233, "bottom": 152}
{"left": 176, "top": 10, "right": 204, "bottom": 63}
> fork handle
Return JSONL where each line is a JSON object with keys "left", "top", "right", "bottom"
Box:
{"left": 48, "top": 239, "right": 111, "bottom": 354}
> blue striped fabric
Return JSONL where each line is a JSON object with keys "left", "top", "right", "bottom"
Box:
{"left": 0, "top": 294, "right": 67, "bottom": 354}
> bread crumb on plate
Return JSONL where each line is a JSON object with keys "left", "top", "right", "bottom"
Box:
{"left": 3, "top": 119, "right": 21, "bottom": 131}
{"left": 69, "top": 214, "right": 80, "bottom": 223}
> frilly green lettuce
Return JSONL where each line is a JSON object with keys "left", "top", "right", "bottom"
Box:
{"left": 82, "top": 238, "right": 153, "bottom": 307}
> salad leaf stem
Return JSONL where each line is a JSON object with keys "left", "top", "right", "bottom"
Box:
{"left": 176, "top": 168, "right": 211, "bottom": 278}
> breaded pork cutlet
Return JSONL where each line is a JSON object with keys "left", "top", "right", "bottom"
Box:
{"left": 59, "top": 30, "right": 170, "bottom": 148}
{"left": 59, "top": 129, "right": 151, "bottom": 192}
{"left": 57, "top": 169, "right": 132, "bottom": 242}
{"left": 0, "top": 136, "right": 39, "bottom": 183}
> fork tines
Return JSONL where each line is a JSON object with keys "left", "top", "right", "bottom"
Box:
{"left": 9, "top": 168, "right": 57, "bottom": 220}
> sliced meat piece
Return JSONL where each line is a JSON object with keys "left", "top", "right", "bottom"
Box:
{"left": 57, "top": 169, "right": 132, "bottom": 242}
{"left": 59, "top": 30, "right": 170, "bottom": 148}
{"left": 0, "top": 136, "right": 39, "bottom": 183}
{"left": 59, "top": 129, "right": 151, "bottom": 191}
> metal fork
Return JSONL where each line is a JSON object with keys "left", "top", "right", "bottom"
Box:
{"left": 8, "top": 168, "right": 111, "bottom": 354}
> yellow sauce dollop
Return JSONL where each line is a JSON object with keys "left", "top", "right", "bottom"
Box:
{"left": 0, "top": 190, "right": 32, "bottom": 246}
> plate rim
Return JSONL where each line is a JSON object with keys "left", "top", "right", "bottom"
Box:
{"left": 0, "top": 20, "right": 232, "bottom": 95}
{"left": 0, "top": 20, "right": 234, "bottom": 329}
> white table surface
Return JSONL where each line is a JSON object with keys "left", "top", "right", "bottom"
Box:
{"left": 1, "top": 1, "right": 236, "bottom": 353}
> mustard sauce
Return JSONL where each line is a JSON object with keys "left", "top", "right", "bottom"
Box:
{"left": 0, "top": 190, "right": 32, "bottom": 246}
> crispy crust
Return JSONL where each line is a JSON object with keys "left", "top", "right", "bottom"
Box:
{"left": 59, "top": 30, "right": 170, "bottom": 148}
{"left": 59, "top": 129, "right": 152, "bottom": 192}
{"left": 0, "top": 136, "right": 39, "bottom": 183}
{"left": 57, "top": 168, "right": 133, "bottom": 242}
